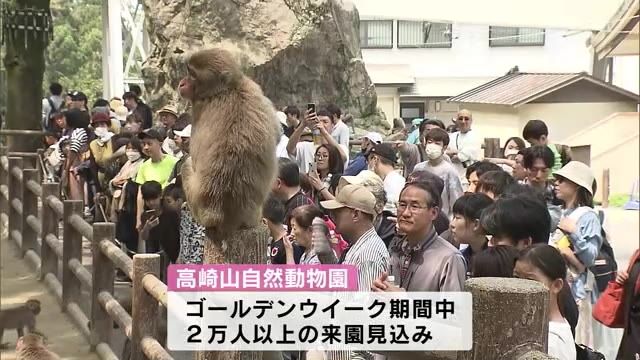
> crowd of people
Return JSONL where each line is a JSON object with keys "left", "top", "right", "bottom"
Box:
{"left": 39, "top": 81, "right": 638, "bottom": 360}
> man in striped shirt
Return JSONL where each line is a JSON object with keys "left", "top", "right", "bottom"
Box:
{"left": 320, "top": 184, "right": 389, "bottom": 292}
{"left": 317, "top": 184, "right": 389, "bottom": 360}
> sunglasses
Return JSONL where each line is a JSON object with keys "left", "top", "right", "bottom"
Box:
{"left": 457, "top": 116, "right": 470, "bottom": 121}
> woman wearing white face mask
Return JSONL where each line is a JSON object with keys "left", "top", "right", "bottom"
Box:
{"left": 413, "top": 128, "right": 463, "bottom": 218}
{"left": 109, "top": 137, "right": 146, "bottom": 221}
{"left": 90, "top": 113, "right": 116, "bottom": 191}
{"left": 486, "top": 137, "right": 527, "bottom": 175}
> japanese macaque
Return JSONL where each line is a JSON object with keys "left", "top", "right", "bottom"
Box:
{"left": 178, "top": 47, "right": 279, "bottom": 360}
{"left": 15, "top": 333, "right": 60, "bottom": 360}
{"left": 0, "top": 299, "right": 40, "bottom": 348}
{"left": 178, "top": 48, "right": 279, "bottom": 258}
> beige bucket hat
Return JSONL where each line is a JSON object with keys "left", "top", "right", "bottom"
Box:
{"left": 553, "top": 161, "right": 596, "bottom": 195}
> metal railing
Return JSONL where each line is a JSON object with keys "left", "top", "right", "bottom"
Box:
{"left": 0, "top": 144, "right": 172, "bottom": 360}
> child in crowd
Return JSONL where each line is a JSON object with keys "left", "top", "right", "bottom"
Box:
{"left": 514, "top": 245, "right": 577, "bottom": 360}
{"left": 449, "top": 193, "right": 494, "bottom": 277}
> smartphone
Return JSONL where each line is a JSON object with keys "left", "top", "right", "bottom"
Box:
{"left": 307, "top": 102, "right": 316, "bottom": 114}
{"left": 144, "top": 209, "right": 158, "bottom": 217}
{"left": 308, "top": 162, "right": 317, "bottom": 174}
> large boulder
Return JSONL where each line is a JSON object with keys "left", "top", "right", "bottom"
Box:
{"left": 141, "top": 0, "right": 386, "bottom": 129}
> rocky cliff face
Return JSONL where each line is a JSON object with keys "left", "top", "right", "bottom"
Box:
{"left": 141, "top": 0, "right": 386, "bottom": 129}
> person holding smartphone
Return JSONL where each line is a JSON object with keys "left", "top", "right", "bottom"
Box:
{"left": 138, "top": 181, "right": 163, "bottom": 253}
{"left": 285, "top": 106, "right": 349, "bottom": 174}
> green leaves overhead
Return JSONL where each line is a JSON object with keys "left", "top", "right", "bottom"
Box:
{"left": 44, "top": 0, "right": 103, "bottom": 100}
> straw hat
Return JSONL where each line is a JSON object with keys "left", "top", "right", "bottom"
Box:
{"left": 109, "top": 98, "right": 123, "bottom": 110}
{"left": 553, "top": 161, "right": 595, "bottom": 195}
{"left": 114, "top": 106, "right": 128, "bottom": 122}
{"left": 158, "top": 105, "right": 178, "bottom": 118}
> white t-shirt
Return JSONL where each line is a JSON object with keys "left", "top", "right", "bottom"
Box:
{"left": 292, "top": 142, "right": 349, "bottom": 174}
{"left": 383, "top": 170, "right": 406, "bottom": 215}
{"left": 276, "top": 134, "right": 289, "bottom": 159}
{"left": 447, "top": 130, "right": 482, "bottom": 179}
{"left": 331, "top": 121, "right": 350, "bottom": 148}
{"left": 548, "top": 319, "right": 576, "bottom": 360}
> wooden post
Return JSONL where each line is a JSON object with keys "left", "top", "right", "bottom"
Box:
{"left": 459, "top": 277, "right": 549, "bottom": 359}
{"left": 484, "top": 138, "right": 501, "bottom": 158}
{"left": 131, "top": 254, "right": 160, "bottom": 360}
{"left": 36, "top": 149, "right": 44, "bottom": 183}
{"left": 40, "top": 183, "right": 60, "bottom": 280}
{"left": 62, "top": 200, "right": 83, "bottom": 311}
{"left": 90, "top": 223, "right": 116, "bottom": 350}
{"left": 22, "top": 169, "right": 39, "bottom": 255}
{"left": 602, "top": 168, "right": 610, "bottom": 208}
{"left": 8, "top": 157, "right": 23, "bottom": 246}
{"left": 0, "top": 146, "right": 8, "bottom": 221}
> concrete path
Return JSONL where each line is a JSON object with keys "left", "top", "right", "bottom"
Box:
{"left": 0, "top": 236, "right": 99, "bottom": 360}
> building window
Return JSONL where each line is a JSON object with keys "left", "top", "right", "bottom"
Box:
{"left": 398, "top": 21, "right": 452, "bottom": 48}
{"left": 360, "top": 20, "right": 393, "bottom": 48}
{"left": 400, "top": 102, "right": 425, "bottom": 122}
{"left": 489, "top": 26, "right": 545, "bottom": 47}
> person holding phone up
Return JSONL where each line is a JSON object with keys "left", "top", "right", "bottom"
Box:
{"left": 286, "top": 107, "right": 349, "bottom": 174}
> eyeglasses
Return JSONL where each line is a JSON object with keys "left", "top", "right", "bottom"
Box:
{"left": 397, "top": 202, "right": 430, "bottom": 213}
{"left": 457, "top": 116, "right": 470, "bottom": 121}
{"left": 315, "top": 154, "right": 329, "bottom": 160}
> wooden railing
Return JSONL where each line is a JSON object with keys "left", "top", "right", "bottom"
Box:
{"left": 0, "top": 145, "right": 172, "bottom": 360}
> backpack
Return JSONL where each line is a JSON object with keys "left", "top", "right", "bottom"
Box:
{"left": 553, "top": 207, "right": 618, "bottom": 293}
{"left": 589, "top": 210, "right": 618, "bottom": 292}
{"left": 554, "top": 143, "right": 573, "bottom": 166}
{"left": 43, "top": 97, "right": 59, "bottom": 129}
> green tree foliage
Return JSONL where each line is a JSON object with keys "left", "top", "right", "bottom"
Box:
{"left": 44, "top": 0, "right": 103, "bottom": 100}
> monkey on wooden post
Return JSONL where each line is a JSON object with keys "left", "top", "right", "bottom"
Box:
{"left": 0, "top": 299, "right": 40, "bottom": 348}
{"left": 178, "top": 47, "right": 280, "bottom": 360}
{"left": 15, "top": 333, "right": 60, "bottom": 360}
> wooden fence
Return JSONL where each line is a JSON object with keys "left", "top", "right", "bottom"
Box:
{"left": 0, "top": 144, "right": 172, "bottom": 360}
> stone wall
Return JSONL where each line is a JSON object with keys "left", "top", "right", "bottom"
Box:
{"left": 141, "top": 0, "right": 386, "bottom": 130}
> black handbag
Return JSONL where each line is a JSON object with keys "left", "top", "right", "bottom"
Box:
{"left": 576, "top": 344, "right": 605, "bottom": 360}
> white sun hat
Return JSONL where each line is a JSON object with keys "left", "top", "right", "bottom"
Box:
{"left": 553, "top": 161, "right": 596, "bottom": 195}
{"left": 173, "top": 124, "right": 192, "bottom": 138}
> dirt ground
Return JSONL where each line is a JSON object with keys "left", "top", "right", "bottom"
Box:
{"left": 0, "top": 237, "right": 99, "bottom": 360}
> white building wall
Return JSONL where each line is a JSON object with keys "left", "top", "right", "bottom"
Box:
{"left": 612, "top": 56, "right": 640, "bottom": 95}
{"left": 360, "top": 23, "right": 594, "bottom": 80}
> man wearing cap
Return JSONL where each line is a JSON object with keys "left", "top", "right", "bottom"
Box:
{"left": 169, "top": 124, "right": 192, "bottom": 183}
{"left": 70, "top": 91, "right": 88, "bottom": 111}
{"left": 158, "top": 105, "right": 181, "bottom": 157}
{"left": 368, "top": 143, "right": 406, "bottom": 215}
{"left": 338, "top": 171, "right": 397, "bottom": 247}
{"left": 319, "top": 184, "right": 389, "bottom": 292}
{"left": 123, "top": 91, "right": 153, "bottom": 130}
{"left": 135, "top": 128, "right": 178, "bottom": 230}
{"left": 343, "top": 132, "right": 382, "bottom": 176}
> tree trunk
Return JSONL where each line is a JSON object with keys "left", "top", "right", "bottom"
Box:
{"left": 3, "top": 0, "right": 51, "bottom": 152}
{"left": 196, "top": 225, "right": 271, "bottom": 360}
